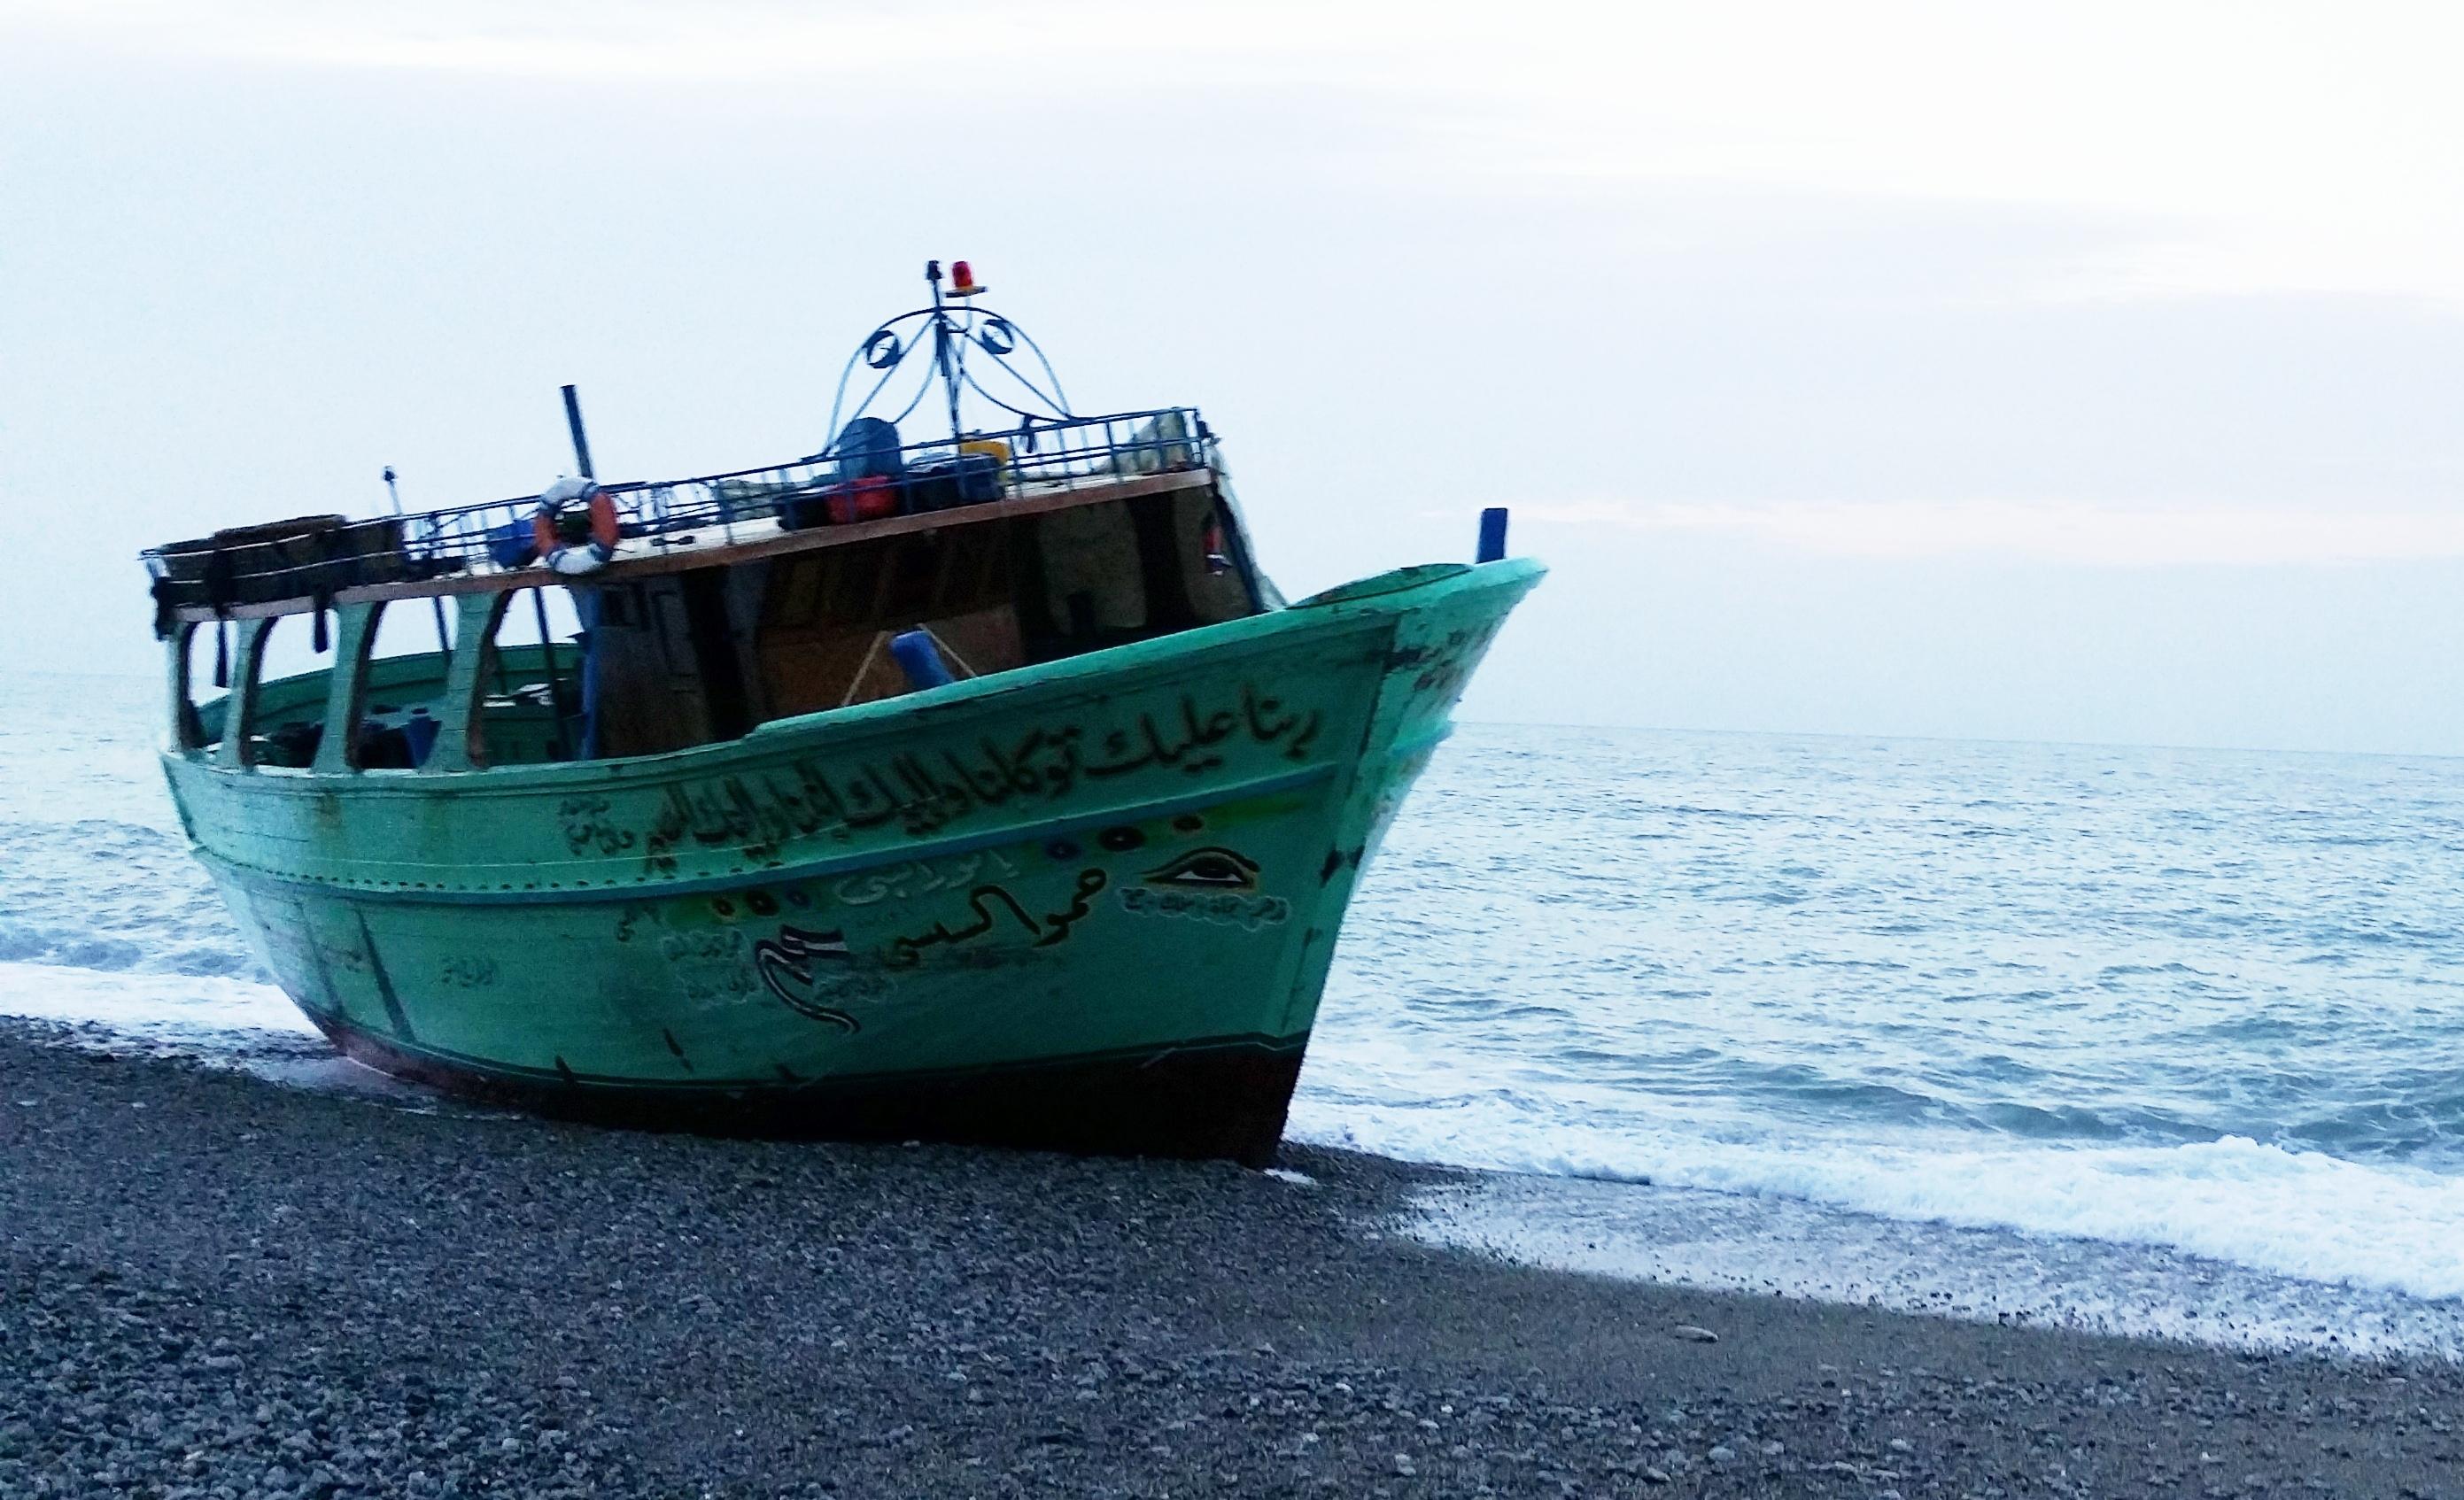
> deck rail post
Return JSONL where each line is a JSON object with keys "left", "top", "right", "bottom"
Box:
{"left": 311, "top": 602, "right": 384, "bottom": 773}
{"left": 166, "top": 625, "right": 205, "bottom": 752}
{"left": 425, "top": 591, "right": 513, "bottom": 773}
{"left": 213, "top": 618, "right": 281, "bottom": 769}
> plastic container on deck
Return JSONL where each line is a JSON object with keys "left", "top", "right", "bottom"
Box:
{"left": 781, "top": 476, "right": 900, "bottom": 530}
{"left": 903, "top": 453, "right": 1003, "bottom": 512}
{"left": 833, "top": 418, "right": 906, "bottom": 483}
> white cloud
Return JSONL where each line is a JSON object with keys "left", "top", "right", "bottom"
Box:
{"left": 1517, "top": 498, "right": 2464, "bottom": 568}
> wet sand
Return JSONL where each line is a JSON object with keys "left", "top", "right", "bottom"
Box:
{"left": 2, "top": 1025, "right": 2456, "bottom": 1498}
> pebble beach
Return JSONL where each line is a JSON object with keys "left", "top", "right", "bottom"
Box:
{"left": 4, "top": 1024, "right": 2458, "bottom": 1499}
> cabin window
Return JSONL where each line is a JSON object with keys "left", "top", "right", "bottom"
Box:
{"left": 469, "top": 586, "right": 589, "bottom": 766}
{"left": 1021, "top": 491, "right": 1257, "bottom": 653}
{"left": 238, "top": 616, "right": 332, "bottom": 769}
{"left": 349, "top": 599, "right": 460, "bottom": 769}
{"left": 1178, "top": 493, "right": 1259, "bottom": 624}
{"left": 748, "top": 526, "right": 1022, "bottom": 725}
{"left": 175, "top": 622, "right": 229, "bottom": 752}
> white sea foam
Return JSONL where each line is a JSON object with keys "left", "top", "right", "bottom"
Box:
{"left": 1289, "top": 1094, "right": 2464, "bottom": 1304}
{"left": 1400, "top": 1171, "right": 2464, "bottom": 1360}
{"left": 0, "top": 960, "right": 313, "bottom": 1043}
{"left": 0, "top": 961, "right": 452, "bottom": 1105}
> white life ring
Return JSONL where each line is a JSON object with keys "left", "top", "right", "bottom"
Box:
{"left": 533, "top": 477, "right": 620, "bottom": 577}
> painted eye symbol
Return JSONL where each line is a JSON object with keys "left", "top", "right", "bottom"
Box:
{"left": 1143, "top": 847, "right": 1259, "bottom": 891}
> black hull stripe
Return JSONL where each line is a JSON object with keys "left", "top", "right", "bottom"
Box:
{"left": 298, "top": 1013, "right": 1308, "bottom": 1095}
{"left": 315, "top": 1017, "right": 1310, "bottom": 1166}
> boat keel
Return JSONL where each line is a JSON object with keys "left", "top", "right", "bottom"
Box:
{"left": 313, "top": 1017, "right": 1308, "bottom": 1168}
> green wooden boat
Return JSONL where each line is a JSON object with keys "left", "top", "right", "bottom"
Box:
{"left": 141, "top": 264, "right": 1541, "bottom": 1164}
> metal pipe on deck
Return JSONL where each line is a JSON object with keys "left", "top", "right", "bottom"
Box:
{"left": 561, "top": 384, "right": 596, "bottom": 480}
{"left": 384, "top": 467, "right": 453, "bottom": 654}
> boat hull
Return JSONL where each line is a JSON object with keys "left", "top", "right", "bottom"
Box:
{"left": 165, "top": 560, "right": 1542, "bottom": 1163}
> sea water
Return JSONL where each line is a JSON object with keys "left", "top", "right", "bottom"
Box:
{"left": 6, "top": 672, "right": 2460, "bottom": 1355}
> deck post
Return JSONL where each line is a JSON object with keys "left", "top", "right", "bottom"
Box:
{"left": 529, "top": 587, "right": 573, "bottom": 760}
{"left": 164, "top": 625, "right": 229, "bottom": 754}
{"left": 213, "top": 618, "right": 281, "bottom": 769}
{"left": 165, "top": 626, "right": 198, "bottom": 752}
{"left": 425, "top": 592, "right": 512, "bottom": 773}
{"left": 311, "top": 603, "right": 384, "bottom": 773}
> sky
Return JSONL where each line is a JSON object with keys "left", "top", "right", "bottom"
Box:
{"left": 4, "top": 1, "right": 2463, "bottom": 753}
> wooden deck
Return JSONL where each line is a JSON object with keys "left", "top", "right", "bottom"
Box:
{"left": 168, "top": 468, "right": 1216, "bottom": 625}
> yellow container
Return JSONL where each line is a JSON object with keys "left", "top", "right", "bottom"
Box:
{"left": 960, "top": 437, "right": 1012, "bottom": 489}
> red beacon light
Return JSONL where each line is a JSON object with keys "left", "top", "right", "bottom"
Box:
{"left": 948, "top": 259, "right": 986, "bottom": 297}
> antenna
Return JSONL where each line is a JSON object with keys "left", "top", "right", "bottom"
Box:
{"left": 383, "top": 467, "right": 452, "bottom": 653}
{"left": 926, "top": 259, "right": 963, "bottom": 446}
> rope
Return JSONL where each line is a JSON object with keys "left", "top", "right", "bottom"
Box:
{"left": 838, "top": 630, "right": 888, "bottom": 707}
{"left": 919, "top": 624, "right": 977, "bottom": 679}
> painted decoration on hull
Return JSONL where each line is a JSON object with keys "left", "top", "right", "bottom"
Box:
{"left": 618, "top": 804, "right": 1295, "bottom": 1039}
{"left": 833, "top": 851, "right": 1020, "bottom": 906}
{"left": 752, "top": 925, "right": 859, "bottom": 1032}
{"left": 1119, "top": 885, "right": 1290, "bottom": 931}
{"left": 885, "top": 870, "right": 1109, "bottom": 968}
{"left": 1146, "top": 847, "right": 1260, "bottom": 890}
{"left": 628, "top": 684, "right": 1326, "bottom": 874}
{"left": 1120, "top": 844, "right": 1290, "bottom": 930}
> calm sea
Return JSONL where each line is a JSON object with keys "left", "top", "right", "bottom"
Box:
{"left": 7, "top": 672, "right": 2460, "bottom": 1354}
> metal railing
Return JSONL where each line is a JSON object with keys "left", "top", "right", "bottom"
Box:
{"left": 143, "top": 407, "right": 1212, "bottom": 611}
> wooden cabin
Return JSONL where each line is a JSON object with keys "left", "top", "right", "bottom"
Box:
{"left": 150, "top": 410, "right": 1276, "bottom": 774}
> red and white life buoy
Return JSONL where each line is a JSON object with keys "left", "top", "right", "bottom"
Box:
{"left": 532, "top": 477, "right": 620, "bottom": 577}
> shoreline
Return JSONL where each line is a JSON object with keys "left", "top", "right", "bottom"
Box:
{"left": 1404, "top": 1167, "right": 2464, "bottom": 1365}
{"left": 4, "top": 1024, "right": 2459, "bottom": 1497}
{"left": 23, "top": 992, "right": 2457, "bottom": 1364}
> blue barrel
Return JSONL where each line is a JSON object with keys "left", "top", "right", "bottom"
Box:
{"left": 890, "top": 630, "right": 954, "bottom": 690}
{"left": 833, "top": 418, "right": 906, "bottom": 483}
{"left": 485, "top": 518, "right": 537, "bottom": 569}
